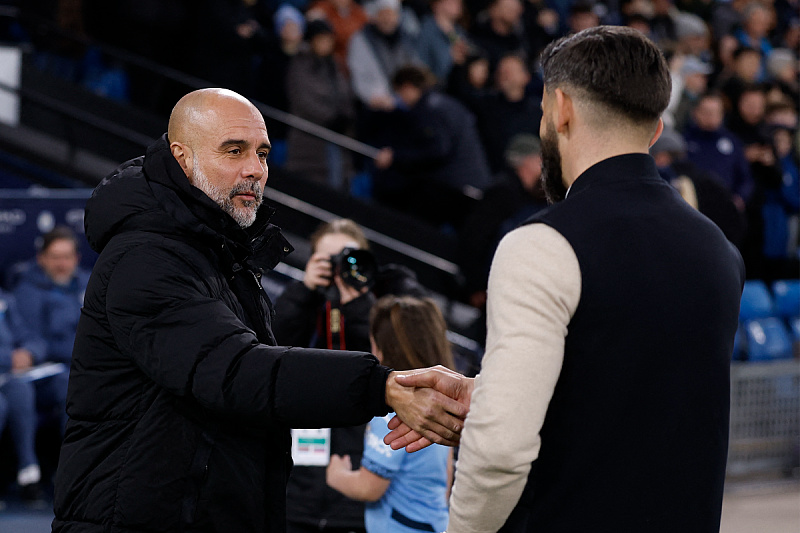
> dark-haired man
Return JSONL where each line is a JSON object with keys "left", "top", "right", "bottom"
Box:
{"left": 51, "top": 88, "right": 471, "bottom": 533}
{"left": 395, "top": 26, "right": 745, "bottom": 532}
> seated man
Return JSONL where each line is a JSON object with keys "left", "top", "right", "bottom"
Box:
{"left": 13, "top": 226, "right": 90, "bottom": 433}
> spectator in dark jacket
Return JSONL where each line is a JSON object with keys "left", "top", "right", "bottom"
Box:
{"left": 684, "top": 92, "right": 754, "bottom": 211}
{"left": 51, "top": 88, "right": 471, "bottom": 533}
{"left": 347, "top": 0, "right": 422, "bottom": 110}
{"left": 285, "top": 19, "right": 356, "bottom": 189}
{"left": 370, "top": 66, "right": 492, "bottom": 229}
{"left": 469, "top": 0, "right": 527, "bottom": 74}
{"left": 12, "top": 226, "right": 90, "bottom": 435}
{"left": 458, "top": 134, "right": 548, "bottom": 312}
{"left": 454, "top": 54, "right": 543, "bottom": 173}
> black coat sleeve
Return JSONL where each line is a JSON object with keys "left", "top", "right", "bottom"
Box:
{"left": 105, "top": 244, "right": 391, "bottom": 429}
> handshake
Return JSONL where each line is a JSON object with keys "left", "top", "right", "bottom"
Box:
{"left": 383, "top": 365, "right": 475, "bottom": 452}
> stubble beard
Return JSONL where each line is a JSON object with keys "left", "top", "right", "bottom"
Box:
{"left": 192, "top": 155, "right": 263, "bottom": 228}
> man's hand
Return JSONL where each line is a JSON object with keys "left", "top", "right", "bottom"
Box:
{"left": 384, "top": 366, "right": 474, "bottom": 452}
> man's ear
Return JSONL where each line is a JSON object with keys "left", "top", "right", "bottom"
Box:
{"left": 553, "top": 88, "right": 573, "bottom": 135}
{"left": 649, "top": 118, "right": 665, "bottom": 148}
{"left": 170, "top": 142, "right": 194, "bottom": 180}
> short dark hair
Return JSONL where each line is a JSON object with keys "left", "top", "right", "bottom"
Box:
{"left": 539, "top": 26, "right": 671, "bottom": 124}
{"left": 37, "top": 226, "right": 80, "bottom": 254}
{"left": 391, "top": 65, "right": 435, "bottom": 90}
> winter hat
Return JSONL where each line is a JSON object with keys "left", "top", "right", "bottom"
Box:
{"left": 365, "top": 0, "right": 401, "bottom": 18}
{"left": 274, "top": 4, "right": 306, "bottom": 35}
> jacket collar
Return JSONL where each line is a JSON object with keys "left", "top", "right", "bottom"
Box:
{"left": 566, "top": 153, "right": 661, "bottom": 200}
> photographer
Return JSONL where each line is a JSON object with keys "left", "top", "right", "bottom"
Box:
{"left": 273, "top": 219, "right": 376, "bottom": 533}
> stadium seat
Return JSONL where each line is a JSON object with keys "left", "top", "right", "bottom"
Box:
{"left": 771, "top": 280, "right": 800, "bottom": 319}
{"left": 739, "top": 280, "right": 774, "bottom": 321}
{"left": 743, "top": 317, "right": 794, "bottom": 361}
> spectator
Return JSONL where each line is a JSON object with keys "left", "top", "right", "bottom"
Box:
{"left": 416, "top": 0, "right": 471, "bottom": 84}
{"left": 274, "top": 219, "right": 373, "bottom": 533}
{"left": 765, "top": 48, "right": 799, "bottom": 104}
{"left": 567, "top": 0, "right": 601, "bottom": 35}
{"left": 468, "top": 0, "right": 527, "bottom": 74}
{"left": 256, "top": 4, "right": 306, "bottom": 141}
{"left": 647, "top": 0, "right": 678, "bottom": 46}
{"left": 717, "top": 45, "right": 762, "bottom": 107}
{"left": 369, "top": 66, "right": 491, "bottom": 229}
{"left": 727, "top": 83, "right": 767, "bottom": 147}
{"left": 650, "top": 128, "right": 746, "bottom": 247}
{"left": 189, "top": 0, "right": 264, "bottom": 95}
{"left": 741, "top": 125, "right": 798, "bottom": 280}
{"left": 326, "top": 295, "right": 454, "bottom": 533}
{"left": 521, "top": 0, "right": 560, "bottom": 60}
{"left": 455, "top": 53, "right": 543, "bottom": 173}
{"left": 673, "top": 11, "right": 712, "bottom": 61}
{"left": 685, "top": 91, "right": 754, "bottom": 210}
{"left": 458, "top": 133, "right": 548, "bottom": 312}
{"left": 12, "top": 226, "right": 90, "bottom": 433}
{"left": 446, "top": 51, "right": 490, "bottom": 96}
{"left": 347, "top": 0, "right": 422, "bottom": 110}
{"left": 0, "top": 289, "right": 47, "bottom": 504}
{"left": 306, "top": 0, "right": 369, "bottom": 64}
{"left": 735, "top": 1, "right": 774, "bottom": 78}
{"left": 668, "top": 55, "right": 713, "bottom": 133}
{"left": 285, "top": 19, "right": 357, "bottom": 189}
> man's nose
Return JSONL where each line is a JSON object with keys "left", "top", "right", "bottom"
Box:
{"left": 242, "top": 151, "right": 266, "bottom": 180}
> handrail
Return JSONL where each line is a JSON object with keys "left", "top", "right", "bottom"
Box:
{"left": 2, "top": 8, "right": 380, "bottom": 158}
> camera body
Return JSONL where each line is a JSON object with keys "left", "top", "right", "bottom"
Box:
{"left": 330, "top": 248, "right": 377, "bottom": 290}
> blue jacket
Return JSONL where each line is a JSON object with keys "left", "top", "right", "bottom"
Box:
{"left": 0, "top": 289, "right": 46, "bottom": 372}
{"left": 684, "top": 122, "right": 754, "bottom": 202}
{"left": 13, "top": 265, "right": 90, "bottom": 365}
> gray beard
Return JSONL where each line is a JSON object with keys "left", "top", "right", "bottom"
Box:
{"left": 192, "top": 156, "right": 262, "bottom": 228}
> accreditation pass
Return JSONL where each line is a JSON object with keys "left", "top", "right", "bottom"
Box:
{"left": 290, "top": 428, "right": 332, "bottom": 466}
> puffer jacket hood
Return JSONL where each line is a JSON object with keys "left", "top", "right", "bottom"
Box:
{"left": 85, "top": 134, "right": 292, "bottom": 269}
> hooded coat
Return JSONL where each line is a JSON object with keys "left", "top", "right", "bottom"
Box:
{"left": 52, "top": 135, "right": 391, "bottom": 533}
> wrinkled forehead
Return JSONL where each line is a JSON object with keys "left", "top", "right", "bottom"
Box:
{"left": 192, "top": 97, "right": 269, "bottom": 149}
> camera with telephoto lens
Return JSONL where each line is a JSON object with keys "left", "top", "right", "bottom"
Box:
{"left": 330, "top": 248, "right": 377, "bottom": 290}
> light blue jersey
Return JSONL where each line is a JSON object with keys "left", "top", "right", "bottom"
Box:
{"left": 361, "top": 414, "right": 449, "bottom": 533}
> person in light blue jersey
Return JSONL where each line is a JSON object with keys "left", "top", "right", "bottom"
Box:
{"left": 327, "top": 295, "right": 455, "bottom": 533}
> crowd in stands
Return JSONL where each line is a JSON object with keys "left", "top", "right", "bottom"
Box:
{"left": 5, "top": 0, "right": 798, "bottom": 298}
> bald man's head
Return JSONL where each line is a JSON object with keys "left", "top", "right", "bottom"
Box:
{"left": 168, "top": 88, "right": 263, "bottom": 148}
{"left": 167, "top": 88, "right": 271, "bottom": 228}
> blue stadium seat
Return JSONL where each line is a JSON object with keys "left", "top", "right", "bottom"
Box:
{"left": 739, "top": 280, "right": 774, "bottom": 321}
{"left": 771, "top": 280, "right": 800, "bottom": 319}
{"left": 744, "top": 317, "right": 794, "bottom": 361}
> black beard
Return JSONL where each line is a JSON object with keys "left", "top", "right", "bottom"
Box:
{"left": 540, "top": 122, "right": 568, "bottom": 204}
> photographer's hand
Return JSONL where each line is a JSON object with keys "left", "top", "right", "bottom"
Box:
{"left": 333, "top": 275, "right": 368, "bottom": 305}
{"left": 303, "top": 252, "right": 334, "bottom": 291}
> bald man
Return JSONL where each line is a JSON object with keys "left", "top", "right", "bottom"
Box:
{"left": 52, "top": 89, "right": 470, "bottom": 533}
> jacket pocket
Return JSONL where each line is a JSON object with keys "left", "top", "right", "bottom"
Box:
{"left": 181, "top": 431, "right": 214, "bottom": 526}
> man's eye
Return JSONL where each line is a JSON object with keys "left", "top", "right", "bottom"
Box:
{"left": 229, "top": 148, "right": 241, "bottom": 155}
{"left": 258, "top": 152, "right": 269, "bottom": 160}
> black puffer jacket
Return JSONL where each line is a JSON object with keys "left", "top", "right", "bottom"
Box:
{"left": 52, "top": 135, "right": 391, "bottom": 533}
